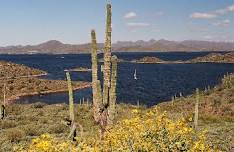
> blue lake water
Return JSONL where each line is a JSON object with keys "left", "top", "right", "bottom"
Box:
{"left": 0, "top": 52, "right": 234, "bottom": 106}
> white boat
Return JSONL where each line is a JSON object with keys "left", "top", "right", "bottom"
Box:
{"left": 134, "top": 69, "right": 137, "bottom": 80}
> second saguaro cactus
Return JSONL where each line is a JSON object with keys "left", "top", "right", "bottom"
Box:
{"left": 0, "top": 83, "right": 6, "bottom": 120}
{"left": 66, "top": 72, "right": 74, "bottom": 123}
{"left": 194, "top": 88, "right": 199, "bottom": 130}
{"left": 91, "top": 4, "right": 118, "bottom": 127}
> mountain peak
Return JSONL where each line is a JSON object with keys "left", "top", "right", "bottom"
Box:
{"left": 37, "top": 40, "right": 64, "bottom": 49}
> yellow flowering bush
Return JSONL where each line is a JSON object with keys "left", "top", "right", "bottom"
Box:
{"left": 101, "top": 108, "right": 212, "bottom": 152}
{"left": 17, "top": 108, "right": 214, "bottom": 152}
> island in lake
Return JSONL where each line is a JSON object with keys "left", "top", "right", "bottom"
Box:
{"left": 64, "top": 67, "right": 92, "bottom": 72}
{"left": 188, "top": 52, "right": 234, "bottom": 63}
{"left": 132, "top": 52, "right": 234, "bottom": 64}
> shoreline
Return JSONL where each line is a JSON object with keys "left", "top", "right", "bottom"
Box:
{"left": 0, "top": 72, "right": 48, "bottom": 80}
{"left": 131, "top": 61, "right": 234, "bottom": 64}
{"left": 6, "top": 83, "right": 91, "bottom": 104}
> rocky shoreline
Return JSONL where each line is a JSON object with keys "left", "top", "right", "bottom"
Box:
{"left": 6, "top": 83, "right": 91, "bottom": 104}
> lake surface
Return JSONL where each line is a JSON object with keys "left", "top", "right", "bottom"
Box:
{"left": 1, "top": 52, "right": 234, "bottom": 106}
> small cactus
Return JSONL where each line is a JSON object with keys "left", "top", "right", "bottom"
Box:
{"left": 194, "top": 88, "right": 199, "bottom": 130}
{"left": 137, "top": 100, "right": 140, "bottom": 107}
{"left": 65, "top": 72, "right": 84, "bottom": 141}
{"left": 0, "top": 105, "right": 5, "bottom": 120}
{"left": 1, "top": 83, "right": 6, "bottom": 120}
{"left": 171, "top": 96, "right": 175, "bottom": 105}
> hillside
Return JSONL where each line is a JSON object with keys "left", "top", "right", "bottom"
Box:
{"left": 1, "top": 39, "right": 234, "bottom": 54}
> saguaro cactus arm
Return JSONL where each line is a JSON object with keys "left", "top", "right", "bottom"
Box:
{"left": 103, "top": 4, "right": 112, "bottom": 106}
{"left": 91, "top": 30, "right": 98, "bottom": 84}
{"left": 108, "top": 55, "right": 118, "bottom": 124}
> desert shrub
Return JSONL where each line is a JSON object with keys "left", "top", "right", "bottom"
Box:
{"left": 22, "top": 124, "right": 41, "bottom": 136}
{"left": 9, "top": 85, "right": 14, "bottom": 91}
{"left": 48, "top": 124, "right": 67, "bottom": 134}
{"left": 5, "top": 128, "right": 25, "bottom": 142}
{"left": 228, "top": 99, "right": 234, "bottom": 103}
{"left": 17, "top": 108, "right": 214, "bottom": 152}
{"left": 35, "top": 80, "right": 41, "bottom": 86}
{"left": 100, "top": 109, "right": 211, "bottom": 152}
{"left": 7, "top": 104, "right": 24, "bottom": 115}
{"left": 31, "top": 102, "right": 46, "bottom": 109}
{"left": 0, "top": 120, "right": 17, "bottom": 129}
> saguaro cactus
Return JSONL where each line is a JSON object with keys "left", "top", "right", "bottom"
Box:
{"left": 65, "top": 72, "right": 84, "bottom": 141}
{"left": 194, "top": 88, "right": 199, "bottom": 130}
{"left": 91, "top": 30, "right": 101, "bottom": 122}
{"left": 0, "top": 83, "right": 6, "bottom": 120}
{"left": 66, "top": 72, "right": 74, "bottom": 122}
{"left": 91, "top": 4, "right": 118, "bottom": 127}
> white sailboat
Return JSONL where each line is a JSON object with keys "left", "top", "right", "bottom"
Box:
{"left": 134, "top": 69, "right": 137, "bottom": 80}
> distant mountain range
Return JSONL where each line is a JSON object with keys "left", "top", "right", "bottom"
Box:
{"left": 0, "top": 39, "right": 234, "bottom": 54}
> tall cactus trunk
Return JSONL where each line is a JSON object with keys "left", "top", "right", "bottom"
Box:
{"left": 91, "top": 3, "right": 117, "bottom": 129}
{"left": 194, "top": 88, "right": 199, "bottom": 130}
{"left": 66, "top": 72, "right": 74, "bottom": 122}
{"left": 103, "top": 4, "right": 112, "bottom": 106}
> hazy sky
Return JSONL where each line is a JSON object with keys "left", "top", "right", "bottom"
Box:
{"left": 0, "top": 0, "right": 234, "bottom": 46}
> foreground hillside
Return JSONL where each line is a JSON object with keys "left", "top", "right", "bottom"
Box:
{"left": 0, "top": 73, "right": 233, "bottom": 151}
{"left": 157, "top": 74, "right": 234, "bottom": 151}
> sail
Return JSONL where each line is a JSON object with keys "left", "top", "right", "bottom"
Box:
{"left": 134, "top": 69, "right": 137, "bottom": 80}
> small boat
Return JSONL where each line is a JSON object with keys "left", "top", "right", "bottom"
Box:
{"left": 134, "top": 69, "right": 138, "bottom": 80}
{"left": 61, "top": 56, "right": 65, "bottom": 59}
